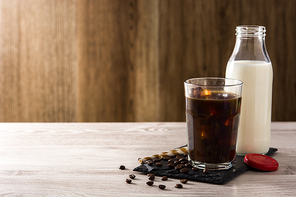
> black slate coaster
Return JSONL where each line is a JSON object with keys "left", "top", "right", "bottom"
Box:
{"left": 133, "top": 147, "right": 278, "bottom": 184}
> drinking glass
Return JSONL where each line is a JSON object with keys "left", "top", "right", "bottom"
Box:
{"left": 184, "top": 77, "right": 243, "bottom": 170}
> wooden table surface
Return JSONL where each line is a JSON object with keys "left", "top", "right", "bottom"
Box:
{"left": 0, "top": 122, "right": 295, "bottom": 196}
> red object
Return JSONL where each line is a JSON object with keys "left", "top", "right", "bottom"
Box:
{"left": 244, "top": 153, "right": 279, "bottom": 171}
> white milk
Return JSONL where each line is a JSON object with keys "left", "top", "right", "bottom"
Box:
{"left": 226, "top": 61, "right": 273, "bottom": 155}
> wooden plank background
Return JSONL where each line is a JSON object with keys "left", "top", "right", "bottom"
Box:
{"left": 0, "top": 0, "right": 295, "bottom": 122}
{"left": 0, "top": 0, "right": 77, "bottom": 122}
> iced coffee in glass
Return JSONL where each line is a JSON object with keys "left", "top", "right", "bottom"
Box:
{"left": 184, "top": 77, "right": 243, "bottom": 170}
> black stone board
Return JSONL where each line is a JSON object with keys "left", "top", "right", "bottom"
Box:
{"left": 133, "top": 147, "right": 278, "bottom": 185}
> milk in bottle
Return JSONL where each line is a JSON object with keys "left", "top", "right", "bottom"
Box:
{"left": 225, "top": 26, "right": 273, "bottom": 155}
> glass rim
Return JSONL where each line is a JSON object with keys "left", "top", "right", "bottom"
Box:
{"left": 184, "top": 77, "right": 243, "bottom": 87}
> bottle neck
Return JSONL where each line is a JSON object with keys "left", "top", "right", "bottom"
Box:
{"left": 229, "top": 25, "right": 271, "bottom": 63}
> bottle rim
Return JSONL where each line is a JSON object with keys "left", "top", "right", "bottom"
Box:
{"left": 236, "top": 25, "right": 266, "bottom": 37}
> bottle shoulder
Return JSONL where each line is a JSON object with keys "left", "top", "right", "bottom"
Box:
{"left": 229, "top": 37, "right": 271, "bottom": 62}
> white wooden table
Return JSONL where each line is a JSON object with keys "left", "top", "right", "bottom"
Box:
{"left": 0, "top": 122, "right": 295, "bottom": 196}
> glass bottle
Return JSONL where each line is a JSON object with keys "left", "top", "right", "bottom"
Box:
{"left": 225, "top": 25, "right": 273, "bottom": 155}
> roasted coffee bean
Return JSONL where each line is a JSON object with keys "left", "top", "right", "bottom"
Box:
{"left": 148, "top": 161, "right": 154, "bottom": 166}
{"left": 180, "top": 179, "right": 188, "bottom": 184}
{"left": 119, "top": 165, "right": 125, "bottom": 170}
{"left": 146, "top": 181, "right": 154, "bottom": 186}
{"left": 161, "top": 176, "right": 168, "bottom": 181}
{"left": 192, "top": 167, "right": 199, "bottom": 171}
{"left": 180, "top": 168, "right": 189, "bottom": 173}
{"left": 167, "top": 159, "right": 174, "bottom": 163}
{"left": 148, "top": 173, "right": 155, "bottom": 180}
{"left": 185, "top": 163, "right": 192, "bottom": 168}
{"left": 153, "top": 158, "right": 161, "bottom": 162}
{"left": 203, "top": 168, "right": 209, "bottom": 174}
{"left": 174, "top": 160, "right": 181, "bottom": 165}
{"left": 156, "top": 162, "right": 163, "bottom": 167}
{"left": 179, "top": 158, "right": 188, "bottom": 162}
{"left": 159, "top": 184, "right": 166, "bottom": 190}
{"left": 148, "top": 176, "right": 155, "bottom": 180}
{"left": 175, "top": 184, "right": 183, "bottom": 188}
{"left": 162, "top": 156, "right": 171, "bottom": 160}
{"left": 176, "top": 154, "right": 184, "bottom": 160}
{"left": 129, "top": 174, "right": 136, "bottom": 179}
{"left": 167, "top": 163, "right": 175, "bottom": 168}
{"left": 175, "top": 164, "right": 185, "bottom": 170}
{"left": 126, "top": 179, "right": 132, "bottom": 184}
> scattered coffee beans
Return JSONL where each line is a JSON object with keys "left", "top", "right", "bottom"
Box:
{"left": 123, "top": 154, "right": 201, "bottom": 190}
{"left": 180, "top": 168, "right": 189, "bottom": 173}
{"left": 180, "top": 179, "right": 188, "bottom": 184}
{"left": 146, "top": 181, "right": 154, "bottom": 186}
{"left": 161, "top": 176, "right": 168, "bottom": 181}
{"left": 129, "top": 174, "right": 136, "bottom": 179}
{"left": 175, "top": 183, "right": 183, "bottom": 188}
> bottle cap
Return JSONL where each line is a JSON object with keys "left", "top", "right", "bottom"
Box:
{"left": 244, "top": 153, "right": 279, "bottom": 171}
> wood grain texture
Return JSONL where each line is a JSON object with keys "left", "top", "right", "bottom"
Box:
{"left": 158, "top": 0, "right": 240, "bottom": 121}
{"left": 77, "top": 0, "right": 160, "bottom": 122}
{"left": 0, "top": 0, "right": 295, "bottom": 122}
{"left": 0, "top": 122, "right": 295, "bottom": 196}
{"left": 0, "top": 0, "right": 77, "bottom": 122}
{"left": 77, "top": 0, "right": 131, "bottom": 122}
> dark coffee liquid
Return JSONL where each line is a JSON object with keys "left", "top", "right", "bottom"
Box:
{"left": 186, "top": 91, "right": 241, "bottom": 164}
